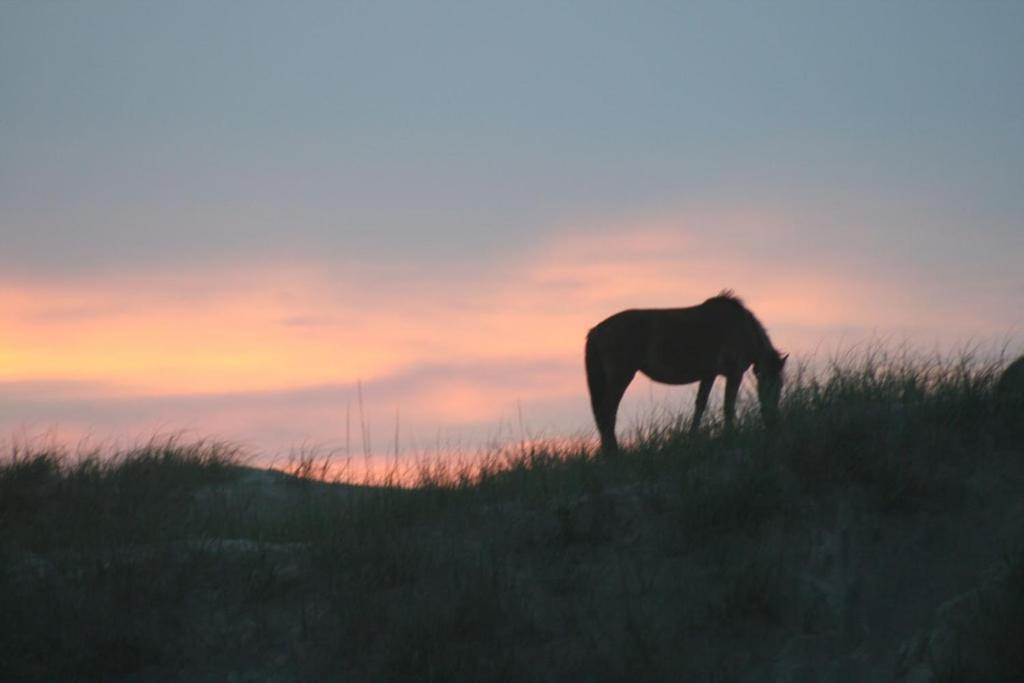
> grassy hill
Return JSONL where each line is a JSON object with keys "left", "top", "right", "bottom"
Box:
{"left": 2, "top": 352, "right": 1023, "bottom": 682}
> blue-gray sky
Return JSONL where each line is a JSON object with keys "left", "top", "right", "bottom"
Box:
{"left": 2, "top": 2, "right": 1022, "bottom": 460}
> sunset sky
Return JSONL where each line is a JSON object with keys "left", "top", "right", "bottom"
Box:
{"left": 2, "top": 2, "right": 1022, "bottom": 462}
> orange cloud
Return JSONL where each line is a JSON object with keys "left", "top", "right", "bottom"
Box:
{"left": 2, "top": 204, "right": 1018, "bottom": 455}
{"left": 0, "top": 268, "right": 404, "bottom": 394}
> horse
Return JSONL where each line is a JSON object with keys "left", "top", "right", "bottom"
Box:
{"left": 585, "top": 291, "right": 787, "bottom": 452}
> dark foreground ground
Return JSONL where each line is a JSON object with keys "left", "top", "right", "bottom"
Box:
{"left": 3, "top": 354, "right": 1024, "bottom": 682}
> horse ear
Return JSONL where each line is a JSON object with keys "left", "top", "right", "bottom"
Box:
{"left": 780, "top": 353, "right": 789, "bottom": 366}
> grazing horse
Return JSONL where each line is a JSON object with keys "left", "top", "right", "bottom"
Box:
{"left": 585, "top": 291, "right": 787, "bottom": 452}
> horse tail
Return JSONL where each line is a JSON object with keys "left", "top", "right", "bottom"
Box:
{"left": 585, "top": 329, "right": 605, "bottom": 422}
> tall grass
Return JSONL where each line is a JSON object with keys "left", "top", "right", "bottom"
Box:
{"left": 0, "top": 437, "right": 242, "bottom": 554}
{"left": 1, "top": 350, "right": 1021, "bottom": 681}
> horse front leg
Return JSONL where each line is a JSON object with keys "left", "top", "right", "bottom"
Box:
{"left": 690, "top": 377, "right": 714, "bottom": 434}
{"left": 723, "top": 372, "right": 742, "bottom": 431}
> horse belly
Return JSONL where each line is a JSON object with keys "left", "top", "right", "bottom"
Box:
{"left": 639, "top": 365, "right": 703, "bottom": 386}
{"left": 639, "top": 337, "right": 709, "bottom": 385}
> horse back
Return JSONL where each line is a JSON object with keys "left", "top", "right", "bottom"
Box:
{"left": 588, "top": 301, "right": 754, "bottom": 382}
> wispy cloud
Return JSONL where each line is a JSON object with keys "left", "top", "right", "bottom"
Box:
{"left": 2, "top": 204, "right": 1020, "bottom": 455}
{"left": 0, "top": 357, "right": 587, "bottom": 458}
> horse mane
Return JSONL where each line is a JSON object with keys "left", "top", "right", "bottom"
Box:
{"left": 705, "top": 290, "right": 779, "bottom": 362}
{"left": 706, "top": 288, "right": 743, "bottom": 307}
{"left": 747, "top": 309, "right": 778, "bottom": 363}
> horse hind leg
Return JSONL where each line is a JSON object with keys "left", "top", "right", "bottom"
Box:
{"left": 585, "top": 338, "right": 606, "bottom": 443}
{"left": 595, "top": 367, "right": 634, "bottom": 452}
{"left": 586, "top": 350, "right": 633, "bottom": 452}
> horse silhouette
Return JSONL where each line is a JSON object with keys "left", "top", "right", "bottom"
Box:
{"left": 585, "top": 291, "right": 787, "bottom": 452}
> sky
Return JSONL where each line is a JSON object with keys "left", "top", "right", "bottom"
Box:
{"left": 2, "top": 1, "right": 1022, "bottom": 464}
